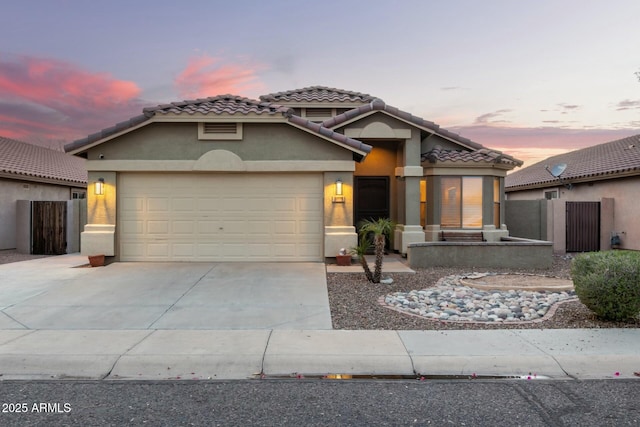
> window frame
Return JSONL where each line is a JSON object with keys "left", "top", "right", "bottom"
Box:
{"left": 440, "top": 176, "right": 483, "bottom": 229}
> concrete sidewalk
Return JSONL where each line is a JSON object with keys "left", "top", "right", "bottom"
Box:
{"left": 0, "top": 328, "right": 638, "bottom": 381}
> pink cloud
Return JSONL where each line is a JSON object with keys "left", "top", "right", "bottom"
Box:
{"left": 0, "top": 54, "right": 144, "bottom": 144}
{"left": 174, "top": 54, "right": 264, "bottom": 99}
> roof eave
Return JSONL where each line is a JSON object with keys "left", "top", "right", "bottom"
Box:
{"left": 506, "top": 168, "right": 640, "bottom": 191}
{"left": 0, "top": 171, "right": 87, "bottom": 186}
{"left": 287, "top": 124, "right": 372, "bottom": 158}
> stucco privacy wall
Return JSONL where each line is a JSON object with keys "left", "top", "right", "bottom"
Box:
{"left": 0, "top": 179, "right": 77, "bottom": 250}
{"left": 408, "top": 240, "right": 553, "bottom": 269}
{"left": 505, "top": 199, "right": 548, "bottom": 240}
{"left": 507, "top": 176, "right": 637, "bottom": 251}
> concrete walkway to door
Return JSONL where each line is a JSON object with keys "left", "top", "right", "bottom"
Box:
{"left": 0, "top": 255, "right": 332, "bottom": 330}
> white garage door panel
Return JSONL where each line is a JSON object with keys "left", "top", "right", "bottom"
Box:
{"left": 119, "top": 173, "right": 323, "bottom": 261}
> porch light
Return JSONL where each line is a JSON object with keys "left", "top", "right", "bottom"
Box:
{"left": 95, "top": 178, "right": 105, "bottom": 195}
{"left": 332, "top": 178, "right": 345, "bottom": 203}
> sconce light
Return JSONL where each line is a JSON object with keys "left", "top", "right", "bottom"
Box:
{"left": 95, "top": 178, "right": 105, "bottom": 195}
{"left": 332, "top": 178, "right": 345, "bottom": 203}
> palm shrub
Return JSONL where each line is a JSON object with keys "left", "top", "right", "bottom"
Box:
{"left": 357, "top": 218, "right": 395, "bottom": 283}
{"left": 570, "top": 250, "right": 640, "bottom": 321}
{"left": 350, "top": 237, "right": 374, "bottom": 282}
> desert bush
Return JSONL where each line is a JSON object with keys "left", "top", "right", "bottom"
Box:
{"left": 570, "top": 251, "right": 640, "bottom": 321}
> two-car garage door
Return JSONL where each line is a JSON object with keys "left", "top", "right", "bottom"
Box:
{"left": 118, "top": 173, "right": 323, "bottom": 261}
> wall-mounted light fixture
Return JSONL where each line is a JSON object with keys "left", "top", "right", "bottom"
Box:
{"left": 335, "top": 178, "right": 343, "bottom": 196}
{"left": 332, "top": 178, "right": 345, "bottom": 203}
{"left": 95, "top": 178, "right": 105, "bottom": 195}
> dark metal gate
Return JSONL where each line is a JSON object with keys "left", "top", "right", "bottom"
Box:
{"left": 566, "top": 201, "right": 600, "bottom": 252}
{"left": 32, "top": 201, "right": 67, "bottom": 255}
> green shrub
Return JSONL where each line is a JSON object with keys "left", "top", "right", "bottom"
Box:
{"left": 570, "top": 251, "right": 640, "bottom": 321}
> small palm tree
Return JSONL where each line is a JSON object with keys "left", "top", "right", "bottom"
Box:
{"left": 349, "top": 237, "right": 374, "bottom": 282}
{"left": 357, "top": 218, "right": 395, "bottom": 283}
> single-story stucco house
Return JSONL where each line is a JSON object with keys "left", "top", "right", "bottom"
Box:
{"left": 0, "top": 136, "right": 87, "bottom": 251}
{"left": 64, "top": 86, "right": 522, "bottom": 262}
{"left": 505, "top": 133, "right": 640, "bottom": 253}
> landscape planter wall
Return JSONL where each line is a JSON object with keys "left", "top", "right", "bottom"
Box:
{"left": 335, "top": 254, "right": 352, "bottom": 266}
{"left": 407, "top": 238, "right": 553, "bottom": 269}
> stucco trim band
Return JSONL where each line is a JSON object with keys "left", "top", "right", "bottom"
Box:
{"left": 86, "top": 159, "right": 356, "bottom": 172}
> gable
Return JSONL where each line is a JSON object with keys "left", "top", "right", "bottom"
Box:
{"left": 66, "top": 95, "right": 371, "bottom": 160}
{"left": 83, "top": 122, "right": 354, "bottom": 162}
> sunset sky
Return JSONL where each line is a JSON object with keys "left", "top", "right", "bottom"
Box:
{"left": 1, "top": 0, "right": 639, "bottom": 167}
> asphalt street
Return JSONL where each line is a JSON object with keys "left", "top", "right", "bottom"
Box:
{"left": 0, "top": 379, "right": 638, "bottom": 426}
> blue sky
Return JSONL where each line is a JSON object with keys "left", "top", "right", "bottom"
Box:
{"left": 1, "top": 0, "right": 639, "bottom": 166}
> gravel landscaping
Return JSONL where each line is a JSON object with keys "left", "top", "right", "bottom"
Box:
{"left": 327, "top": 255, "right": 640, "bottom": 330}
{"left": 0, "top": 249, "right": 50, "bottom": 265}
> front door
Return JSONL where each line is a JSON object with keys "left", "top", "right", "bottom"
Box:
{"left": 355, "top": 177, "right": 390, "bottom": 251}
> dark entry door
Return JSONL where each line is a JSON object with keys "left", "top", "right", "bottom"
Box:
{"left": 354, "top": 176, "right": 390, "bottom": 227}
{"left": 32, "top": 201, "right": 67, "bottom": 255}
{"left": 566, "top": 201, "right": 600, "bottom": 252}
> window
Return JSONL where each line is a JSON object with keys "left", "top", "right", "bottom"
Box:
{"left": 420, "top": 178, "right": 427, "bottom": 227}
{"left": 441, "top": 177, "right": 483, "bottom": 228}
{"left": 198, "top": 122, "right": 243, "bottom": 140}
{"left": 545, "top": 190, "right": 558, "bottom": 200}
{"left": 71, "top": 189, "right": 86, "bottom": 199}
{"left": 494, "top": 177, "right": 500, "bottom": 228}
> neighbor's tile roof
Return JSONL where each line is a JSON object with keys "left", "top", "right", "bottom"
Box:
{"left": 505, "top": 134, "right": 640, "bottom": 190}
{"left": 0, "top": 136, "right": 87, "bottom": 185}
{"left": 65, "top": 95, "right": 372, "bottom": 156}
{"left": 323, "top": 98, "right": 522, "bottom": 167}
{"left": 260, "top": 86, "right": 376, "bottom": 103}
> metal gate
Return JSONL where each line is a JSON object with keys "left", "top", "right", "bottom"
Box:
{"left": 32, "top": 201, "right": 67, "bottom": 255}
{"left": 566, "top": 201, "right": 600, "bottom": 252}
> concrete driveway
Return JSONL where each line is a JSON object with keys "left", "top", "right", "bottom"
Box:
{"left": 0, "top": 255, "right": 332, "bottom": 330}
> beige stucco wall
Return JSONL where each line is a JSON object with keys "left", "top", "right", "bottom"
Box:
{"left": 86, "top": 123, "right": 353, "bottom": 162}
{"left": 0, "top": 178, "right": 81, "bottom": 250}
{"left": 506, "top": 175, "right": 640, "bottom": 251}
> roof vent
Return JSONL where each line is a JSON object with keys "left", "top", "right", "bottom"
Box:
{"left": 304, "top": 108, "right": 333, "bottom": 119}
{"left": 198, "top": 122, "right": 243, "bottom": 140}
{"left": 203, "top": 123, "right": 237, "bottom": 134}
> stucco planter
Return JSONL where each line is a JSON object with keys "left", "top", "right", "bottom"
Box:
{"left": 88, "top": 254, "right": 105, "bottom": 267}
{"left": 336, "top": 254, "right": 352, "bottom": 266}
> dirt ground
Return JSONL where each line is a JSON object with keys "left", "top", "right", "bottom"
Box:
{"left": 459, "top": 273, "right": 574, "bottom": 292}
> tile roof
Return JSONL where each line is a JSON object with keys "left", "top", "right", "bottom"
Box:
{"left": 145, "top": 95, "right": 292, "bottom": 116}
{"left": 0, "top": 136, "right": 87, "bottom": 185}
{"left": 65, "top": 95, "right": 371, "bottom": 157}
{"left": 505, "top": 134, "right": 640, "bottom": 190}
{"left": 323, "top": 98, "right": 522, "bottom": 167}
{"left": 260, "top": 86, "right": 376, "bottom": 104}
{"left": 422, "top": 146, "right": 522, "bottom": 167}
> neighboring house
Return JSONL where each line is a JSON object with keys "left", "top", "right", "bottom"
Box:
{"left": 0, "top": 136, "right": 87, "bottom": 250}
{"left": 505, "top": 133, "right": 640, "bottom": 253}
{"left": 64, "top": 86, "right": 522, "bottom": 262}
